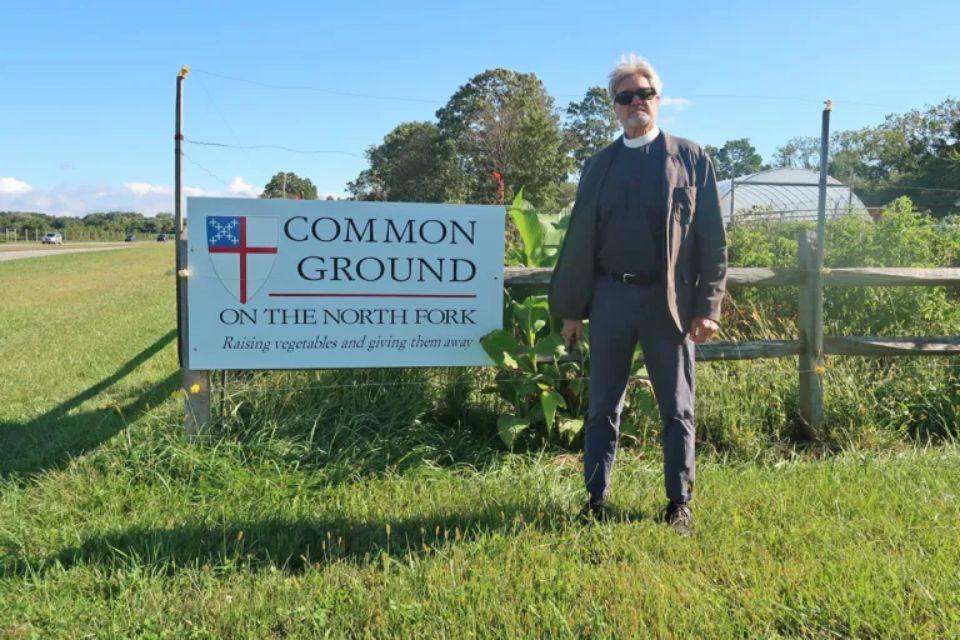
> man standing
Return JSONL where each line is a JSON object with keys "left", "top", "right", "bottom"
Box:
{"left": 548, "top": 54, "right": 727, "bottom": 535}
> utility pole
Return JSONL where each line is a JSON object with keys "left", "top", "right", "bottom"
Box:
{"left": 175, "top": 65, "right": 187, "bottom": 366}
{"left": 174, "top": 64, "right": 211, "bottom": 438}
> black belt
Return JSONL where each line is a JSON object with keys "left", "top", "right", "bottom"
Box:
{"left": 599, "top": 268, "right": 661, "bottom": 286}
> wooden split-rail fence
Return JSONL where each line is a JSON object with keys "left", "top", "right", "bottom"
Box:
{"left": 503, "top": 229, "right": 960, "bottom": 433}
{"left": 179, "top": 230, "right": 960, "bottom": 437}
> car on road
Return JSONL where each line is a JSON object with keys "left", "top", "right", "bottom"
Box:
{"left": 156, "top": 233, "right": 169, "bottom": 242}
{"left": 42, "top": 232, "right": 63, "bottom": 245}
{"left": 125, "top": 234, "right": 137, "bottom": 242}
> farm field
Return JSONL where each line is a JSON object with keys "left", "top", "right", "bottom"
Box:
{"left": 1, "top": 243, "right": 959, "bottom": 638}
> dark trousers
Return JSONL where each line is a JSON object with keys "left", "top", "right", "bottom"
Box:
{"left": 584, "top": 277, "right": 696, "bottom": 505}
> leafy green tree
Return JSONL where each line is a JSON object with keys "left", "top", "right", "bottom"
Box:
{"left": 154, "top": 212, "right": 175, "bottom": 233}
{"left": 436, "top": 68, "right": 571, "bottom": 209}
{"left": 704, "top": 138, "right": 764, "bottom": 180}
{"left": 347, "top": 122, "right": 454, "bottom": 202}
{"left": 261, "top": 172, "right": 318, "bottom": 200}
{"left": 826, "top": 98, "right": 960, "bottom": 216}
{"left": 563, "top": 86, "right": 619, "bottom": 172}
{"left": 773, "top": 136, "right": 821, "bottom": 170}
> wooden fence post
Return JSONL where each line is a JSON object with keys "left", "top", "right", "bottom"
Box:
{"left": 179, "top": 234, "right": 211, "bottom": 438}
{"left": 184, "top": 368, "right": 211, "bottom": 436}
{"left": 798, "top": 230, "right": 824, "bottom": 435}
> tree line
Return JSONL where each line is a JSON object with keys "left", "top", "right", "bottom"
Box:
{"left": 5, "top": 71, "right": 957, "bottom": 228}
{"left": 337, "top": 68, "right": 958, "bottom": 217}
{"left": 0, "top": 211, "right": 175, "bottom": 241}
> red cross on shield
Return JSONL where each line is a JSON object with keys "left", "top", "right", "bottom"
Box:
{"left": 207, "top": 216, "right": 279, "bottom": 303}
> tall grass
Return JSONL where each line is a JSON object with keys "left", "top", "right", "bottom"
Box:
{"left": 701, "top": 198, "right": 960, "bottom": 455}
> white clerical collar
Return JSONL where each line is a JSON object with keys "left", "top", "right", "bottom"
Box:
{"left": 622, "top": 126, "right": 661, "bottom": 148}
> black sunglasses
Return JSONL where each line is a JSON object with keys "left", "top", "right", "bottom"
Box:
{"left": 613, "top": 88, "right": 657, "bottom": 105}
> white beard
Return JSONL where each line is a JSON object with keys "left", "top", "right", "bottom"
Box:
{"left": 627, "top": 111, "right": 653, "bottom": 128}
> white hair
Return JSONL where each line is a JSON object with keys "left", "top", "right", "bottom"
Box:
{"left": 607, "top": 53, "right": 663, "bottom": 98}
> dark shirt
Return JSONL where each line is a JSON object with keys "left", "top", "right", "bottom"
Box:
{"left": 596, "top": 133, "right": 665, "bottom": 275}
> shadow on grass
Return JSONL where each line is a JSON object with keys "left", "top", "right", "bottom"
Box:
{"left": 0, "top": 329, "right": 179, "bottom": 478}
{"left": 6, "top": 501, "right": 654, "bottom": 577}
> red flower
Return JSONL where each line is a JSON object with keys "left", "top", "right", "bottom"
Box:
{"left": 491, "top": 171, "right": 505, "bottom": 204}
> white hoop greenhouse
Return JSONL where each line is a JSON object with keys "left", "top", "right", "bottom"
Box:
{"left": 717, "top": 168, "right": 868, "bottom": 225}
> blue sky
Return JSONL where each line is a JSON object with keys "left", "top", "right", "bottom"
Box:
{"left": 2, "top": 0, "right": 958, "bottom": 216}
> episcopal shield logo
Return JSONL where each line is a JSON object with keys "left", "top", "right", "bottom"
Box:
{"left": 206, "top": 215, "right": 278, "bottom": 303}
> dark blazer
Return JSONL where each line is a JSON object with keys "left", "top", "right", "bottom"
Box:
{"left": 548, "top": 131, "right": 727, "bottom": 334}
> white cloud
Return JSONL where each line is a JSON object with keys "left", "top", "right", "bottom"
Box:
{"left": 0, "top": 176, "right": 265, "bottom": 216}
{"left": 0, "top": 183, "right": 170, "bottom": 216}
{"left": 0, "top": 177, "right": 33, "bottom": 194}
{"left": 225, "top": 176, "right": 262, "bottom": 198}
{"left": 123, "top": 182, "right": 171, "bottom": 196}
{"left": 660, "top": 96, "right": 692, "bottom": 111}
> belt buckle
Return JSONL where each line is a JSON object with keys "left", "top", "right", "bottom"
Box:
{"left": 621, "top": 272, "right": 635, "bottom": 285}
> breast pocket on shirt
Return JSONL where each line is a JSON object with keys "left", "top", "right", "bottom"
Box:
{"left": 673, "top": 186, "right": 697, "bottom": 226}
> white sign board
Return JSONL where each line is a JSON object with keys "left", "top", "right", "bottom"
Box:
{"left": 186, "top": 198, "right": 505, "bottom": 369}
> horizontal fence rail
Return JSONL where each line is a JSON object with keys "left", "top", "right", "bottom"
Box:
{"left": 504, "top": 266, "right": 960, "bottom": 289}
{"left": 504, "top": 265, "right": 960, "bottom": 362}
{"left": 824, "top": 335, "right": 960, "bottom": 356}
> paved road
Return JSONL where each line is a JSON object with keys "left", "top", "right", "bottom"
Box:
{"left": 0, "top": 244, "right": 134, "bottom": 262}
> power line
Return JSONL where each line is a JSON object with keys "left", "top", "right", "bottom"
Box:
{"left": 681, "top": 94, "right": 893, "bottom": 110}
{"left": 185, "top": 138, "right": 364, "bottom": 159}
{"left": 193, "top": 68, "right": 441, "bottom": 105}
{"left": 196, "top": 68, "right": 893, "bottom": 111}
{"left": 181, "top": 151, "right": 232, "bottom": 187}
{"left": 195, "top": 75, "right": 269, "bottom": 179}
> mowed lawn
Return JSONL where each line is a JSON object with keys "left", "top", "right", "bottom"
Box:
{"left": 1, "top": 245, "right": 959, "bottom": 638}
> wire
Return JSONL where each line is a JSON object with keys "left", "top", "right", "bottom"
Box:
{"left": 195, "top": 68, "right": 898, "bottom": 111}
{"left": 193, "top": 68, "right": 441, "bottom": 105}
{"left": 682, "top": 94, "right": 893, "bottom": 110}
{"left": 181, "top": 151, "right": 232, "bottom": 188}
{"left": 185, "top": 138, "right": 364, "bottom": 159}
{"left": 195, "top": 75, "right": 270, "bottom": 180}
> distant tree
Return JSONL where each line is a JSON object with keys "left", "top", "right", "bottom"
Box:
{"left": 826, "top": 98, "right": 960, "bottom": 215}
{"left": 0, "top": 212, "right": 50, "bottom": 237}
{"left": 154, "top": 212, "right": 175, "bottom": 233}
{"left": 261, "top": 172, "right": 318, "bottom": 200}
{"left": 347, "top": 122, "right": 454, "bottom": 202}
{"left": 436, "top": 68, "right": 571, "bottom": 208}
{"left": 773, "top": 136, "right": 821, "bottom": 170}
{"left": 555, "top": 181, "right": 579, "bottom": 210}
{"left": 563, "top": 86, "right": 619, "bottom": 172}
{"left": 704, "top": 138, "right": 764, "bottom": 180}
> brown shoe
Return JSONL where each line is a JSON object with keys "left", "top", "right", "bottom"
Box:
{"left": 662, "top": 501, "right": 693, "bottom": 536}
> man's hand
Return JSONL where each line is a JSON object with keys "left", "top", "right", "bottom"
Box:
{"left": 689, "top": 317, "right": 719, "bottom": 344}
{"left": 561, "top": 319, "right": 583, "bottom": 351}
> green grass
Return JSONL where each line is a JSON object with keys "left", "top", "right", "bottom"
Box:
{"left": 2, "top": 245, "right": 959, "bottom": 638}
